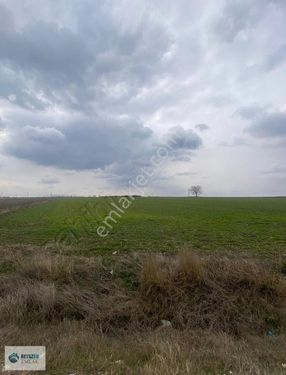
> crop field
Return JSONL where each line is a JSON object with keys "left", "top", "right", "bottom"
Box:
{"left": 0, "top": 197, "right": 286, "bottom": 255}
{"left": 1, "top": 197, "right": 286, "bottom": 374}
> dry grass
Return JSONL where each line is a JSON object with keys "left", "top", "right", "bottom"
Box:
{"left": 0, "top": 251, "right": 135, "bottom": 332}
{"left": 1, "top": 249, "right": 286, "bottom": 334}
{"left": 1, "top": 247, "right": 286, "bottom": 374}
{"left": 175, "top": 249, "right": 205, "bottom": 282}
{"left": 18, "top": 254, "right": 74, "bottom": 283}
{"left": 1, "top": 323, "right": 286, "bottom": 374}
{"left": 138, "top": 251, "right": 286, "bottom": 335}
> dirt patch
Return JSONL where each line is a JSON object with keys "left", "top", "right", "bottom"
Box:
{"left": 0, "top": 197, "right": 51, "bottom": 215}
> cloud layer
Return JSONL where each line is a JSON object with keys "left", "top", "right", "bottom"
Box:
{"left": 0, "top": 0, "right": 286, "bottom": 196}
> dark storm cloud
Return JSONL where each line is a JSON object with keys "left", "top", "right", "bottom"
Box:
{"left": 0, "top": 19, "right": 93, "bottom": 109}
{"left": 165, "top": 126, "right": 202, "bottom": 150}
{"left": 0, "top": 2, "right": 173, "bottom": 111}
{"left": 0, "top": 0, "right": 202, "bottom": 187}
{"left": 2, "top": 113, "right": 202, "bottom": 184}
{"left": 0, "top": 68, "right": 48, "bottom": 110}
{"left": 0, "top": 22, "right": 91, "bottom": 82}
{"left": 245, "top": 111, "right": 286, "bottom": 138}
{"left": 3, "top": 116, "right": 151, "bottom": 170}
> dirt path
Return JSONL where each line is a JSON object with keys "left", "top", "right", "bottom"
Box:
{"left": 0, "top": 198, "right": 51, "bottom": 215}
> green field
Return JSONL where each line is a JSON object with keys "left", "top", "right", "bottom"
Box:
{"left": 1, "top": 197, "right": 286, "bottom": 374}
{"left": 0, "top": 197, "right": 285, "bottom": 255}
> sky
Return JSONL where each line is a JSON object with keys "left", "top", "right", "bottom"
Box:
{"left": 0, "top": 0, "right": 286, "bottom": 197}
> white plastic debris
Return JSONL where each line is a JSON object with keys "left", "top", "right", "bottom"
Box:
{"left": 161, "top": 319, "right": 172, "bottom": 327}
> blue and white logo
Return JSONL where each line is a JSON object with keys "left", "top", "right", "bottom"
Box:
{"left": 8, "top": 353, "right": 19, "bottom": 363}
{"left": 5, "top": 346, "right": 46, "bottom": 371}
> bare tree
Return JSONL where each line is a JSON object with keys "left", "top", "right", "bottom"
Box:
{"left": 188, "top": 185, "right": 202, "bottom": 198}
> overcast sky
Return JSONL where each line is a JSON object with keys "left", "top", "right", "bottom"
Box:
{"left": 0, "top": 0, "right": 286, "bottom": 197}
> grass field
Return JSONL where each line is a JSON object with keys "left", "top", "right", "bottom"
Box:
{"left": 1, "top": 197, "right": 286, "bottom": 374}
{"left": 0, "top": 197, "right": 286, "bottom": 255}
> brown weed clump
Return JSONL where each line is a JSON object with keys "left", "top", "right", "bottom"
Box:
{"left": 138, "top": 251, "right": 286, "bottom": 335}
{"left": 0, "top": 249, "right": 286, "bottom": 336}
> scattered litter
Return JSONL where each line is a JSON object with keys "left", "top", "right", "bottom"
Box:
{"left": 281, "top": 363, "right": 286, "bottom": 368}
{"left": 161, "top": 319, "right": 172, "bottom": 327}
{"left": 267, "top": 330, "right": 275, "bottom": 337}
{"left": 115, "top": 360, "right": 122, "bottom": 364}
{"left": 112, "top": 251, "right": 117, "bottom": 255}
{"left": 110, "top": 269, "right": 114, "bottom": 275}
